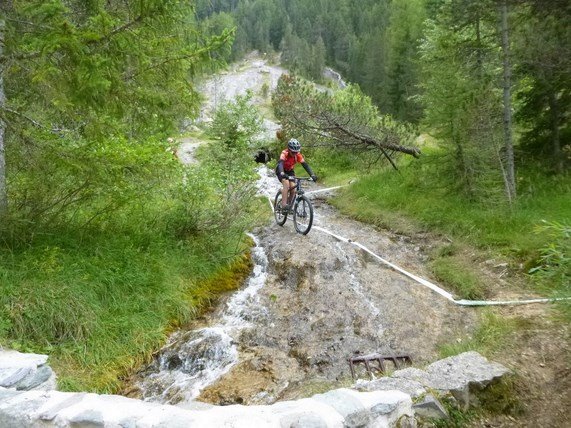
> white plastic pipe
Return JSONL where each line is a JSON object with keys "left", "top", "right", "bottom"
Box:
{"left": 305, "top": 185, "right": 346, "bottom": 195}
{"left": 313, "top": 226, "right": 569, "bottom": 306}
{"left": 269, "top": 196, "right": 570, "bottom": 307}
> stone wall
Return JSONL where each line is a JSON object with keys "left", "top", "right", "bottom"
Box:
{"left": 0, "top": 350, "right": 508, "bottom": 427}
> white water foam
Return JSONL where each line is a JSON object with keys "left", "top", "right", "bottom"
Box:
{"left": 137, "top": 234, "right": 269, "bottom": 405}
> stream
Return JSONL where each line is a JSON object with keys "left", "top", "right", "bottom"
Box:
{"left": 134, "top": 232, "right": 269, "bottom": 406}
{"left": 129, "top": 166, "right": 477, "bottom": 407}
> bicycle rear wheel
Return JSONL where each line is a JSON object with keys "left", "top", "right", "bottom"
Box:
{"left": 274, "top": 191, "right": 287, "bottom": 226}
{"left": 293, "top": 195, "right": 313, "bottom": 235}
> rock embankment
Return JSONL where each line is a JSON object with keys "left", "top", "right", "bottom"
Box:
{"left": 0, "top": 349, "right": 509, "bottom": 427}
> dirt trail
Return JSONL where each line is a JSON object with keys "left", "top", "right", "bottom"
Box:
{"left": 194, "top": 169, "right": 478, "bottom": 405}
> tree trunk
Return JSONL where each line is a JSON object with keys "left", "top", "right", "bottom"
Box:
{"left": 0, "top": 16, "right": 7, "bottom": 217}
{"left": 475, "top": 16, "right": 483, "bottom": 79}
{"left": 548, "top": 89, "right": 563, "bottom": 173}
{"left": 500, "top": 0, "right": 516, "bottom": 203}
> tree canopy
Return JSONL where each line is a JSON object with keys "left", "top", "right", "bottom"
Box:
{"left": 0, "top": 0, "right": 232, "bottom": 225}
{"left": 272, "top": 74, "right": 419, "bottom": 169}
{"left": 196, "top": 0, "right": 570, "bottom": 203}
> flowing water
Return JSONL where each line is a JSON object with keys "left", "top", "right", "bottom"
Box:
{"left": 135, "top": 233, "right": 269, "bottom": 406}
{"left": 132, "top": 164, "right": 476, "bottom": 406}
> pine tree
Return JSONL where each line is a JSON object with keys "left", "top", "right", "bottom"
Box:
{"left": 514, "top": 2, "right": 571, "bottom": 173}
{"left": 386, "top": 0, "right": 426, "bottom": 122}
{"left": 419, "top": 0, "right": 509, "bottom": 203}
{"left": 0, "top": 0, "right": 231, "bottom": 224}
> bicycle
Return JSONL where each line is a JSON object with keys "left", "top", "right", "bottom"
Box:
{"left": 274, "top": 177, "right": 314, "bottom": 235}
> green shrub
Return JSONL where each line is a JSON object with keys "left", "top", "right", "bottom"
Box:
{"left": 0, "top": 129, "right": 262, "bottom": 392}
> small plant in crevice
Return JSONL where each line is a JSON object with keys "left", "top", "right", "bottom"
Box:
{"left": 426, "top": 397, "right": 480, "bottom": 428}
{"left": 427, "top": 376, "right": 524, "bottom": 427}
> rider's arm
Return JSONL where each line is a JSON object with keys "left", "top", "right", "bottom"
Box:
{"left": 277, "top": 159, "right": 285, "bottom": 177}
{"left": 301, "top": 162, "right": 317, "bottom": 181}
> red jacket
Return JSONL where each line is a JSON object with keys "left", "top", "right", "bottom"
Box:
{"left": 279, "top": 149, "right": 305, "bottom": 171}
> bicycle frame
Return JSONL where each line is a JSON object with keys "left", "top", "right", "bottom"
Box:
{"left": 286, "top": 177, "right": 311, "bottom": 203}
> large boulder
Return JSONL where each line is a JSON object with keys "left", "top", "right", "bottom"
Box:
{"left": 357, "top": 351, "right": 511, "bottom": 411}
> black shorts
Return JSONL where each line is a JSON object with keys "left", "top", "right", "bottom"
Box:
{"left": 276, "top": 169, "right": 295, "bottom": 181}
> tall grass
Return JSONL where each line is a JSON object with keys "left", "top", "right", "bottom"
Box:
{"left": 439, "top": 310, "right": 525, "bottom": 358}
{"left": 0, "top": 155, "right": 264, "bottom": 393}
{"left": 0, "top": 214, "right": 254, "bottom": 392}
{"left": 332, "top": 151, "right": 569, "bottom": 260}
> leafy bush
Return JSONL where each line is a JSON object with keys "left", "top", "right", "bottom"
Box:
{"left": 207, "top": 92, "right": 264, "bottom": 150}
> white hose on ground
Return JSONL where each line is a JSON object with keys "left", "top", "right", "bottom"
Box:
{"left": 268, "top": 191, "right": 571, "bottom": 307}
{"left": 305, "top": 186, "right": 346, "bottom": 195}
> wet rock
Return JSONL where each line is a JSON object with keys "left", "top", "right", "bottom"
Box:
{"left": 198, "top": 347, "right": 303, "bottom": 405}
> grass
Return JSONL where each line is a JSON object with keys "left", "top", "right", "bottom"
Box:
{"left": 429, "top": 256, "right": 485, "bottom": 300}
{"left": 0, "top": 226, "right": 253, "bottom": 393}
{"left": 334, "top": 167, "right": 569, "bottom": 254}
{"left": 438, "top": 310, "right": 527, "bottom": 358}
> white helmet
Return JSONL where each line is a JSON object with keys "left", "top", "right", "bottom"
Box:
{"left": 288, "top": 138, "right": 301, "bottom": 152}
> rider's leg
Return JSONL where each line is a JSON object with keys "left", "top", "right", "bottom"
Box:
{"left": 289, "top": 183, "right": 297, "bottom": 205}
{"left": 281, "top": 178, "right": 289, "bottom": 208}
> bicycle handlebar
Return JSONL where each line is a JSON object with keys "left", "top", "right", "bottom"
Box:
{"left": 286, "top": 176, "right": 314, "bottom": 182}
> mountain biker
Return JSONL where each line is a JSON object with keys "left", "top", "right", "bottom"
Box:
{"left": 276, "top": 138, "right": 317, "bottom": 212}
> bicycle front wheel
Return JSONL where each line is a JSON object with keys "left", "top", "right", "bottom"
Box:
{"left": 293, "top": 196, "right": 313, "bottom": 235}
{"left": 274, "top": 191, "right": 287, "bottom": 226}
